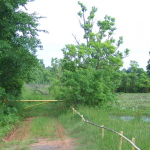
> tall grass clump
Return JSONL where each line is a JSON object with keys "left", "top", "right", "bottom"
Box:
{"left": 29, "top": 117, "right": 56, "bottom": 138}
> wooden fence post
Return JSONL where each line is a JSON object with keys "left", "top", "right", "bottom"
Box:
{"left": 101, "top": 125, "right": 104, "bottom": 139}
{"left": 118, "top": 131, "right": 123, "bottom": 150}
{"left": 132, "top": 138, "right": 135, "bottom": 150}
{"left": 81, "top": 115, "right": 84, "bottom": 121}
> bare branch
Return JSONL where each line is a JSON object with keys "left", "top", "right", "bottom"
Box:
{"left": 23, "top": 6, "right": 27, "bottom": 11}
{"left": 78, "top": 18, "right": 82, "bottom": 28}
{"left": 34, "top": 90, "right": 48, "bottom": 95}
{"left": 72, "top": 34, "right": 80, "bottom": 45}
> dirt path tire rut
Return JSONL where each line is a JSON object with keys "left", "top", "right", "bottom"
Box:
{"left": 2, "top": 118, "right": 76, "bottom": 150}
{"left": 30, "top": 122, "right": 75, "bottom": 150}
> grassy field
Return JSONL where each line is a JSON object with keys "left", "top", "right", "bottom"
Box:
{"left": 58, "top": 93, "right": 150, "bottom": 150}
{"left": 1, "top": 84, "right": 150, "bottom": 149}
{"left": 116, "top": 93, "right": 150, "bottom": 116}
{"left": 59, "top": 106, "right": 150, "bottom": 150}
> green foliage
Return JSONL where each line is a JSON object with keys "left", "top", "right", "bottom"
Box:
{"left": 61, "top": 67, "right": 119, "bottom": 105}
{"left": 146, "top": 58, "right": 150, "bottom": 77}
{"left": 0, "top": 106, "right": 19, "bottom": 126}
{"left": 26, "top": 59, "right": 51, "bottom": 84}
{"left": 48, "top": 78, "right": 62, "bottom": 99}
{"left": 48, "top": 58, "right": 63, "bottom": 98}
{"left": 118, "top": 61, "right": 150, "bottom": 93}
{"left": 138, "top": 72, "right": 150, "bottom": 92}
{"left": 54, "top": 2, "right": 129, "bottom": 106}
{"left": 0, "top": 0, "right": 47, "bottom": 139}
{"left": 0, "top": 104, "right": 19, "bottom": 138}
{"left": 0, "top": 0, "right": 46, "bottom": 97}
{"left": 0, "top": 87, "right": 5, "bottom": 100}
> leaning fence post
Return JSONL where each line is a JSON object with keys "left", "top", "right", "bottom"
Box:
{"left": 101, "top": 125, "right": 104, "bottom": 139}
{"left": 118, "top": 131, "right": 123, "bottom": 150}
{"left": 132, "top": 138, "right": 135, "bottom": 150}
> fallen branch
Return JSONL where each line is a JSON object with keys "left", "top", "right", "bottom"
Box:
{"left": 34, "top": 90, "right": 48, "bottom": 95}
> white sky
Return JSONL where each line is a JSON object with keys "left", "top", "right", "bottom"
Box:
{"left": 26, "top": 0, "right": 150, "bottom": 70}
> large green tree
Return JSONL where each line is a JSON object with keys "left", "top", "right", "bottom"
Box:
{"left": 0, "top": 0, "right": 46, "bottom": 97}
{"left": 56, "top": 2, "right": 129, "bottom": 105}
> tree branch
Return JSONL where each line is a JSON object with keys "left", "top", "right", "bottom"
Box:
{"left": 72, "top": 34, "right": 80, "bottom": 45}
{"left": 34, "top": 90, "right": 48, "bottom": 95}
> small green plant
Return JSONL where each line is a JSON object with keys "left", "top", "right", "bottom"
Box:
{"left": 0, "top": 104, "right": 20, "bottom": 138}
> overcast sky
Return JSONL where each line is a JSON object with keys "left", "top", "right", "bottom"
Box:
{"left": 26, "top": 0, "right": 150, "bottom": 69}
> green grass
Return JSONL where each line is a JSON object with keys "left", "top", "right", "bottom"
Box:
{"left": 59, "top": 106, "right": 150, "bottom": 150}
{"left": 29, "top": 117, "right": 56, "bottom": 138}
{"left": 0, "top": 140, "right": 35, "bottom": 150}
{"left": 56, "top": 93, "right": 150, "bottom": 149}
{"left": 109, "top": 93, "right": 150, "bottom": 117}
{"left": 114, "top": 93, "right": 150, "bottom": 116}
{"left": 0, "top": 84, "right": 60, "bottom": 149}
{"left": 1, "top": 84, "right": 150, "bottom": 150}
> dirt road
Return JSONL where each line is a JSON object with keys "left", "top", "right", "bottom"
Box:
{"left": 1, "top": 118, "right": 76, "bottom": 150}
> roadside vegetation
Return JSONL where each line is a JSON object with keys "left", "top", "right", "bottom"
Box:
{"left": 1, "top": 1, "right": 150, "bottom": 150}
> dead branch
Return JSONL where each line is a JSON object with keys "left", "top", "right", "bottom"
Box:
{"left": 72, "top": 34, "right": 80, "bottom": 45}
{"left": 34, "top": 90, "right": 48, "bottom": 95}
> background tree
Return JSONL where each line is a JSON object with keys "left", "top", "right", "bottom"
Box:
{"left": 127, "top": 60, "right": 139, "bottom": 92}
{"left": 47, "top": 58, "right": 63, "bottom": 98}
{"left": 146, "top": 53, "right": 150, "bottom": 77}
{"left": 117, "top": 60, "right": 150, "bottom": 93}
{"left": 0, "top": 0, "right": 47, "bottom": 98}
{"left": 55, "top": 1, "right": 130, "bottom": 106}
{"left": 138, "top": 71, "right": 150, "bottom": 92}
{"left": 25, "top": 59, "right": 51, "bottom": 84}
{"left": 117, "top": 70, "right": 131, "bottom": 93}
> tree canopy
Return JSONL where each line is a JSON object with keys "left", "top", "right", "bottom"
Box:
{"left": 117, "top": 60, "right": 150, "bottom": 93}
{"left": 0, "top": 0, "right": 46, "bottom": 98}
{"left": 51, "top": 1, "right": 130, "bottom": 106}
